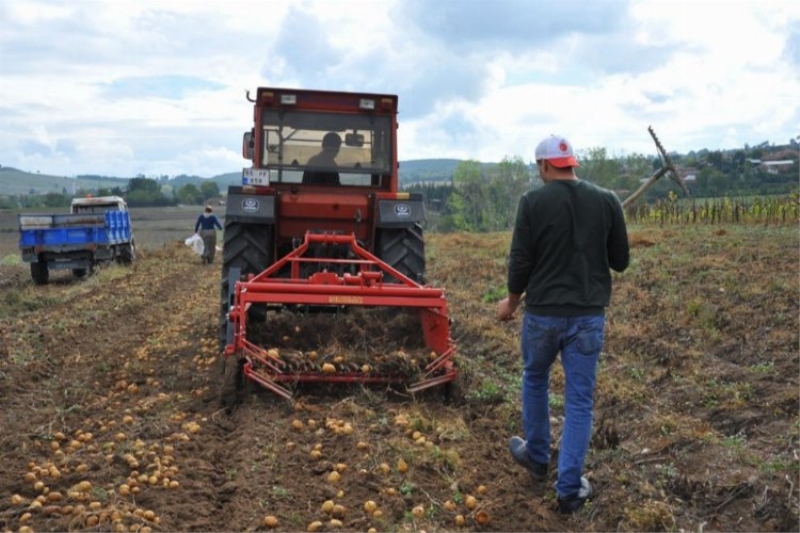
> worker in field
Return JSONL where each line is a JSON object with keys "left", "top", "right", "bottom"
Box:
{"left": 302, "top": 131, "right": 341, "bottom": 185}
{"left": 194, "top": 205, "right": 223, "bottom": 265}
{"left": 497, "top": 134, "right": 630, "bottom": 514}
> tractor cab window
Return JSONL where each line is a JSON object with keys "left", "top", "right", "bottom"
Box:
{"left": 260, "top": 110, "right": 392, "bottom": 186}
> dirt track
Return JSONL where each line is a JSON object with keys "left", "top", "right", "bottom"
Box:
{"left": 0, "top": 226, "right": 797, "bottom": 532}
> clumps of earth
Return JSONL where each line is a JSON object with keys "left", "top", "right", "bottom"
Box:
{"left": 246, "top": 307, "right": 437, "bottom": 377}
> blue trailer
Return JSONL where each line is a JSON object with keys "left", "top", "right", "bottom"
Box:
{"left": 18, "top": 196, "right": 137, "bottom": 284}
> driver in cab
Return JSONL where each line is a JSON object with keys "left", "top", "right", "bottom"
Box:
{"left": 303, "top": 132, "right": 341, "bottom": 185}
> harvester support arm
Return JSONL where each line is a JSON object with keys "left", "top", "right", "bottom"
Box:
{"left": 621, "top": 126, "right": 689, "bottom": 209}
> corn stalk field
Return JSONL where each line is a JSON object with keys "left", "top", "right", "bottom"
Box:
{"left": 625, "top": 192, "right": 799, "bottom": 225}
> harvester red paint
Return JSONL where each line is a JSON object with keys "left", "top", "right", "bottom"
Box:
{"left": 219, "top": 88, "right": 458, "bottom": 401}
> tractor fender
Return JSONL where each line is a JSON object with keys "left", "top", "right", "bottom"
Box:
{"left": 225, "top": 189, "right": 275, "bottom": 224}
{"left": 376, "top": 196, "right": 425, "bottom": 228}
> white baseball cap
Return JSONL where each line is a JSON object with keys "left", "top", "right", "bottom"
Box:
{"left": 534, "top": 135, "right": 580, "bottom": 168}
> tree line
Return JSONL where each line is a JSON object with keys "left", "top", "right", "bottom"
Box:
{"left": 0, "top": 177, "right": 221, "bottom": 209}
{"left": 407, "top": 141, "right": 799, "bottom": 232}
{"left": 3, "top": 140, "right": 795, "bottom": 227}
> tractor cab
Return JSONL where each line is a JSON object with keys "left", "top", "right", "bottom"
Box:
{"left": 241, "top": 89, "right": 398, "bottom": 191}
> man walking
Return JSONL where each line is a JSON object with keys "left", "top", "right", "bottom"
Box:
{"left": 497, "top": 134, "right": 630, "bottom": 513}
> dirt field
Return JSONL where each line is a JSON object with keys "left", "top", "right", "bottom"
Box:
{"left": 0, "top": 208, "right": 797, "bottom": 532}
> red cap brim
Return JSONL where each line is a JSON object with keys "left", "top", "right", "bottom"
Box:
{"left": 548, "top": 156, "right": 579, "bottom": 168}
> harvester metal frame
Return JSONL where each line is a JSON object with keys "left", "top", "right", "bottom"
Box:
{"left": 224, "top": 231, "right": 457, "bottom": 400}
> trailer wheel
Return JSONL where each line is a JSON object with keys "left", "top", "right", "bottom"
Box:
{"left": 375, "top": 224, "right": 426, "bottom": 283}
{"left": 72, "top": 268, "right": 87, "bottom": 278}
{"left": 219, "top": 223, "right": 273, "bottom": 351}
{"left": 30, "top": 261, "right": 49, "bottom": 285}
{"left": 118, "top": 241, "right": 136, "bottom": 264}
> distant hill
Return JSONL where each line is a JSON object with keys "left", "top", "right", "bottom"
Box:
{"left": 0, "top": 168, "right": 245, "bottom": 197}
{"left": 400, "top": 159, "right": 461, "bottom": 184}
{"left": 400, "top": 159, "right": 498, "bottom": 185}
{"left": 0, "top": 167, "right": 126, "bottom": 196}
{"left": 168, "top": 173, "right": 241, "bottom": 189}
{"left": 0, "top": 161, "right": 469, "bottom": 196}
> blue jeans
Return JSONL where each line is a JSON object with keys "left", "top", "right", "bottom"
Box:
{"left": 520, "top": 312, "right": 604, "bottom": 498}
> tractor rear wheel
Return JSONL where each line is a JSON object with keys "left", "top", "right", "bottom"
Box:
{"left": 375, "top": 224, "right": 426, "bottom": 283}
{"left": 30, "top": 261, "right": 49, "bottom": 285}
{"left": 219, "top": 222, "right": 273, "bottom": 351}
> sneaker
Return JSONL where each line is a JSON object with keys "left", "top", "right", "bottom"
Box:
{"left": 508, "top": 436, "right": 548, "bottom": 482}
{"left": 557, "top": 476, "right": 593, "bottom": 514}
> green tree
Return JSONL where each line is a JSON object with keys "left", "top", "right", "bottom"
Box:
{"left": 438, "top": 192, "right": 469, "bottom": 232}
{"left": 578, "top": 147, "right": 620, "bottom": 188}
{"left": 199, "top": 180, "right": 220, "bottom": 201}
{"left": 440, "top": 157, "right": 531, "bottom": 232}
{"left": 176, "top": 183, "right": 203, "bottom": 205}
{"left": 128, "top": 177, "right": 161, "bottom": 195}
{"left": 43, "top": 192, "right": 70, "bottom": 208}
{"left": 445, "top": 160, "right": 485, "bottom": 231}
{"left": 0, "top": 196, "right": 19, "bottom": 209}
{"left": 405, "top": 182, "right": 454, "bottom": 232}
{"left": 126, "top": 177, "right": 174, "bottom": 206}
{"left": 732, "top": 150, "right": 746, "bottom": 170}
{"left": 491, "top": 156, "right": 531, "bottom": 230}
{"left": 695, "top": 167, "right": 729, "bottom": 196}
{"left": 618, "top": 153, "right": 653, "bottom": 199}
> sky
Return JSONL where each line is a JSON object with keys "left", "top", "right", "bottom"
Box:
{"left": 1, "top": 0, "right": 799, "bottom": 179}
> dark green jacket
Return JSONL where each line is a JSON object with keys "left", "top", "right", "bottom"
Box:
{"left": 507, "top": 179, "right": 629, "bottom": 316}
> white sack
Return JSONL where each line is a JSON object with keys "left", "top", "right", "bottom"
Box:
{"left": 185, "top": 234, "right": 205, "bottom": 255}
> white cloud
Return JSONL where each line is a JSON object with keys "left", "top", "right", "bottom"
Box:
{"left": 0, "top": 0, "right": 798, "bottom": 178}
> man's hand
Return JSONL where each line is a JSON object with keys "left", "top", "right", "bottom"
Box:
{"left": 497, "top": 295, "right": 520, "bottom": 322}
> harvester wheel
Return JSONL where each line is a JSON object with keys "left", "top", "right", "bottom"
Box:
{"left": 445, "top": 373, "right": 465, "bottom": 406}
{"left": 30, "top": 261, "right": 49, "bottom": 285}
{"left": 375, "top": 224, "right": 425, "bottom": 283}
{"left": 72, "top": 268, "right": 87, "bottom": 278}
{"left": 219, "top": 222, "right": 273, "bottom": 351}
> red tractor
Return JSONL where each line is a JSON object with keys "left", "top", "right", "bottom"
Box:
{"left": 220, "top": 87, "right": 457, "bottom": 401}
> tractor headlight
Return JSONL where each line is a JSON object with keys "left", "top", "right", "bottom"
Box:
{"left": 359, "top": 98, "right": 375, "bottom": 110}
{"left": 280, "top": 94, "right": 297, "bottom": 105}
